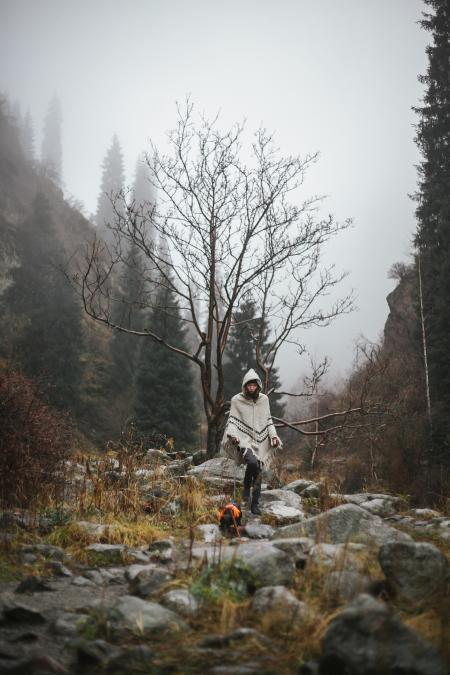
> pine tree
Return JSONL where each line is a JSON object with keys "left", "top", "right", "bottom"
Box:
{"left": 95, "top": 135, "right": 125, "bottom": 236}
{"left": 414, "top": 0, "right": 450, "bottom": 460}
{"left": 21, "top": 109, "right": 35, "bottom": 162}
{"left": 223, "top": 297, "right": 285, "bottom": 418}
{"left": 1, "top": 192, "right": 84, "bottom": 411}
{"left": 133, "top": 282, "right": 198, "bottom": 448}
{"left": 41, "top": 95, "right": 62, "bottom": 184}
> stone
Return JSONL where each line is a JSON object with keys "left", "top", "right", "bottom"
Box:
{"left": 308, "top": 543, "right": 367, "bottom": 571}
{"left": 74, "top": 638, "right": 122, "bottom": 666}
{"left": 319, "top": 593, "right": 447, "bottom": 675}
{"left": 260, "top": 489, "right": 303, "bottom": 509}
{"left": 200, "top": 627, "right": 270, "bottom": 648}
{"left": 1, "top": 595, "right": 46, "bottom": 624}
{"left": 260, "top": 501, "right": 305, "bottom": 526}
{"left": 145, "top": 448, "right": 170, "bottom": 466}
{"left": 86, "top": 543, "right": 126, "bottom": 562}
{"left": 283, "top": 479, "right": 317, "bottom": 495}
{"left": 19, "top": 544, "right": 65, "bottom": 561}
{"left": 358, "top": 497, "right": 397, "bottom": 517}
{"left": 165, "top": 456, "right": 193, "bottom": 476}
{"left": 231, "top": 542, "right": 295, "bottom": 588}
{"left": 410, "top": 508, "right": 441, "bottom": 519}
{"left": 148, "top": 539, "right": 176, "bottom": 563}
{"left": 52, "top": 612, "right": 88, "bottom": 636}
{"left": 191, "top": 449, "right": 208, "bottom": 465}
{"left": 127, "top": 548, "right": 151, "bottom": 564}
{"left": 47, "top": 561, "right": 73, "bottom": 577}
{"left": 302, "top": 483, "right": 321, "bottom": 498}
{"left": 271, "top": 537, "right": 314, "bottom": 567}
{"left": 113, "top": 595, "right": 187, "bottom": 636}
{"left": 72, "top": 576, "right": 96, "bottom": 587}
{"left": 188, "top": 457, "right": 245, "bottom": 480}
{"left": 125, "top": 563, "right": 157, "bottom": 582}
{"left": 196, "top": 523, "right": 222, "bottom": 543}
{"left": 15, "top": 576, "right": 54, "bottom": 593}
{"left": 105, "top": 645, "right": 153, "bottom": 672}
{"left": 323, "top": 570, "right": 370, "bottom": 603}
{"left": 273, "top": 504, "right": 411, "bottom": 545}
{"left": 251, "top": 585, "right": 309, "bottom": 627}
{"left": 128, "top": 565, "right": 172, "bottom": 597}
{"left": 243, "top": 523, "right": 275, "bottom": 539}
{"left": 160, "top": 589, "right": 200, "bottom": 617}
{"left": 378, "top": 541, "right": 450, "bottom": 608}
{"left": 75, "top": 521, "right": 118, "bottom": 539}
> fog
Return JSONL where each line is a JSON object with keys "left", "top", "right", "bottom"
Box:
{"left": 0, "top": 0, "right": 429, "bottom": 387}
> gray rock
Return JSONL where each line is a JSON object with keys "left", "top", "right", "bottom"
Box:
{"left": 114, "top": 595, "right": 187, "bottom": 636}
{"left": 192, "top": 449, "right": 208, "bottom": 465}
{"left": 148, "top": 538, "right": 176, "bottom": 563}
{"left": 232, "top": 542, "right": 295, "bottom": 588}
{"left": 19, "top": 544, "right": 65, "bottom": 561}
{"left": 260, "top": 489, "right": 303, "bottom": 509}
{"left": 105, "top": 645, "right": 153, "bottom": 672}
{"left": 251, "top": 585, "right": 309, "bottom": 627}
{"left": 379, "top": 541, "right": 450, "bottom": 608}
{"left": 196, "top": 523, "right": 222, "bottom": 543}
{"left": 260, "top": 501, "right": 305, "bottom": 525}
{"left": 128, "top": 565, "right": 172, "bottom": 597}
{"left": 302, "top": 483, "right": 321, "bottom": 498}
{"left": 1, "top": 595, "right": 46, "bottom": 623}
{"left": 127, "top": 548, "right": 151, "bottom": 564}
{"left": 283, "top": 479, "right": 318, "bottom": 495}
{"left": 74, "top": 638, "right": 122, "bottom": 666}
{"left": 145, "top": 448, "right": 170, "bottom": 466}
{"left": 319, "top": 593, "right": 447, "bottom": 675}
{"left": 271, "top": 537, "right": 314, "bottom": 567}
{"left": 75, "top": 520, "right": 118, "bottom": 539}
{"left": 410, "top": 508, "right": 441, "bottom": 519}
{"left": 188, "top": 457, "right": 245, "bottom": 480}
{"left": 200, "top": 627, "right": 270, "bottom": 648}
{"left": 52, "top": 611, "right": 88, "bottom": 636}
{"left": 243, "top": 523, "right": 275, "bottom": 539}
{"left": 324, "top": 570, "right": 370, "bottom": 603}
{"left": 86, "top": 543, "right": 126, "bottom": 562}
{"left": 72, "top": 575, "right": 96, "bottom": 587}
{"left": 273, "top": 504, "right": 411, "bottom": 545}
{"left": 358, "top": 497, "right": 397, "bottom": 517}
{"left": 15, "top": 576, "right": 54, "bottom": 593}
{"left": 47, "top": 560, "right": 73, "bottom": 577}
{"left": 160, "top": 588, "right": 200, "bottom": 616}
{"left": 308, "top": 543, "right": 367, "bottom": 571}
{"left": 160, "top": 499, "right": 181, "bottom": 515}
{"left": 165, "top": 456, "right": 194, "bottom": 476}
{"left": 125, "top": 563, "right": 157, "bottom": 582}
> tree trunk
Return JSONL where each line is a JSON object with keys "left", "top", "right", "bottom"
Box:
{"left": 206, "top": 411, "right": 226, "bottom": 459}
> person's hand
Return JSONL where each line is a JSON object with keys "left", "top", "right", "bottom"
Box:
{"left": 228, "top": 435, "right": 240, "bottom": 446}
{"left": 271, "top": 436, "right": 281, "bottom": 448}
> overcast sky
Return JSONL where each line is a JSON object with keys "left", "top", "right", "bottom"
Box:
{"left": 1, "top": 0, "right": 429, "bottom": 387}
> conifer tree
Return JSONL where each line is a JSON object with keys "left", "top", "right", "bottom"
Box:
{"left": 1, "top": 192, "right": 84, "bottom": 411}
{"left": 41, "top": 95, "right": 62, "bottom": 184}
{"left": 21, "top": 109, "right": 35, "bottom": 162}
{"left": 133, "top": 281, "right": 198, "bottom": 448}
{"left": 414, "top": 0, "right": 450, "bottom": 461}
{"left": 223, "top": 296, "right": 285, "bottom": 418}
{"left": 95, "top": 135, "right": 125, "bottom": 235}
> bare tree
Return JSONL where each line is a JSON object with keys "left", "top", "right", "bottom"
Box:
{"left": 74, "top": 100, "right": 352, "bottom": 457}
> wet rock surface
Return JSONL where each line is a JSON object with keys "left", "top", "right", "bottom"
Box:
{"left": 1, "top": 459, "right": 449, "bottom": 674}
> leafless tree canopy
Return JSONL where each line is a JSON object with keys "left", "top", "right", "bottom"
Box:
{"left": 74, "top": 100, "right": 353, "bottom": 455}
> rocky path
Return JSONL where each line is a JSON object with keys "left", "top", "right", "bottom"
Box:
{"left": 0, "top": 457, "right": 449, "bottom": 674}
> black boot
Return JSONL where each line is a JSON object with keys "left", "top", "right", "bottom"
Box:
{"left": 243, "top": 464, "right": 253, "bottom": 504}
{"left": 250, "top": 484, "right": 262, "bottom": 515}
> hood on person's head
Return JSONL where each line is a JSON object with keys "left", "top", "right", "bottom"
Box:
{"left": 242, "top": 368, "right": 262, "bottom": 396}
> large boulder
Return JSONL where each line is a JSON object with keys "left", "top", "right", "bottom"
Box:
{"left": 251, "top": 585, "right": 309, "bottom": 628}
{"left": 308, "top": 543, "right": 367, "bottom": 571}
{"left": 260, "top": 501, "right": 305, "bottom": 526}
{"left": 188, "top": 457, "right": 245, "bottom": 480}
{"left": 284, "top": 479, "right": 321, "bottom": 496}
{"left": 319, "top": 594, "right": 447, "bottom": 675}
{"left": 160, "top": 589, "right": 200, "bottom": 617}
{"left": 113, "top": 595, "right": 187, "bottom": 636}
{"left": 128, "top": 565, "right": 172, "bottom": 598}
{"left": 260, "top": 489, "right": 303, "bottom": 509}
{"left": 273, "top": 504, "right": 411, "bottom": 545}
{"left": 378, "top": 541, "right": 450, "bottom": 609}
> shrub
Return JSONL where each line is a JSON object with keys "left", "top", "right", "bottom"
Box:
{"left": 0, "top": 363, "right": 72, "bottom": 509}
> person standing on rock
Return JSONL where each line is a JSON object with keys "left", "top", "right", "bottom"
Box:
{"left": 221, "top": 368, "right": 282, "bottom": 515}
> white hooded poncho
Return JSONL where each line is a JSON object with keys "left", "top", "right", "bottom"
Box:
{"left": 221, "top": 368, "right": 281, "bottom": 468}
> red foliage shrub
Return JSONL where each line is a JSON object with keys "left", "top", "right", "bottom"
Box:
{"left": 0, "top": 363, "right": 72, "bottom": 508}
